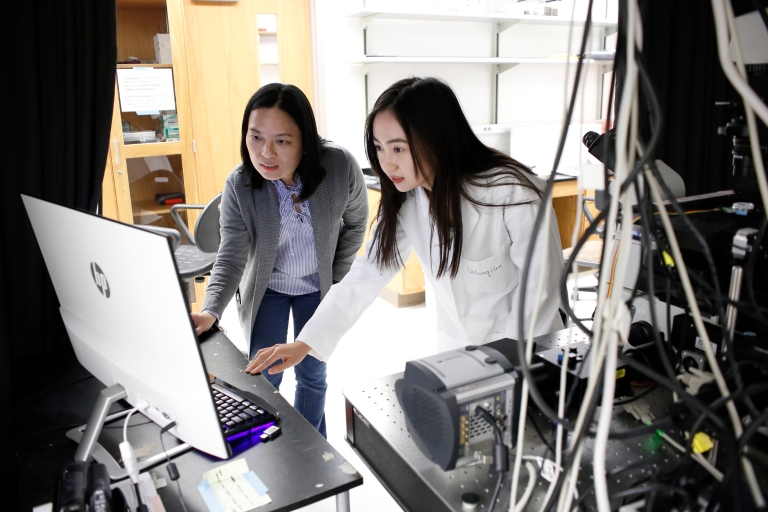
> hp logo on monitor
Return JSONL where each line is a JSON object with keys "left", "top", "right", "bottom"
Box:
{"left": 91, "top": 262, "right": 110, "bottom": 298}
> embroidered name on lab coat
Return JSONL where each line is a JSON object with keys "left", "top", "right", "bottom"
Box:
{"left": 466, "top": 264, "right": 503, "bottom": 278}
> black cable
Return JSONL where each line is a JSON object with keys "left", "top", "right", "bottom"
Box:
{"left": 159, "top": 422, "right": 189, "bottom": 512}
{"left": 666, "top": 275, "right": 672, "bottom": 347}
{"left": 527, "top": 410, "right": 556, "bottom": 455}
{"left": 597, "top": 417, "right": 672, "bottom": 440}
{"left": 488, "top": 471, "right": 504, "bottom": 512}
{"left": 740, "top": 409, "right": 768, "bottom": 453}
{"left": 558, "top": 48, "right": 663, "bottom": 340}
{"left": 637, "top": 174, "right": 674, "bottom": 353}
{"left": 745, "top": 217, "right": 767, "bottom": 319}
{"left": 517, "top": 0, "right": 597, "bottom": 430}
{"left": 546, "top": 188, "right": 692, "bottom": 509}
{"left": 16, "top": 423, "right": 83, "bottom": 443}
{"left": 475, "top": 407, "right": 506, "bottom": 512}
{"left": 609, "top": 484, "right": 692, "bottom": 511}
{"left": 646, "top": 161, "right": 760, "bottom": 420}
{"left": 613, "top": 383, "right": 657, "bottom": 405}
{"left": 618, "top": 356, "right": 729, "bottom": 434}
{"left": 622, "top": 349, "right": 744, "bottom": 507}
{"left": 134, "top": 482, "right": 147, "bottom": 512}
{"left": 104, "top": 418, "right": 153, "bottom": 429}
{"left": 686, "top": 383, "right": 768, "bottom": 457}
{"left": 14, "top": 375, "right": 94, "bottom": 414}
{"left": 560, "top": 207, "right": 608, "bottom": 337}
{"left": 571, "top": 461, "right": 658, "bottom": 510}
{"left": 635, "top": 166, "right": 751, "bottom": 441}
{"left": 541, "top": 365, "right": 605, "bottom": 512}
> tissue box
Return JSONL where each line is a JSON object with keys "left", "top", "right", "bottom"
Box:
{"left": 154, "top": 33, "right": 172, "bottom": 64}
{"left": 162, "top": 114, "right": 179, "bottom": 141}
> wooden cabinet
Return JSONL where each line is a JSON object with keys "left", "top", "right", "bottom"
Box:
{"left": 101, "top": 0, "right": 314, "bottom": 311}
{"left": 359, "top": 188, "right": 426, "bottom": 308}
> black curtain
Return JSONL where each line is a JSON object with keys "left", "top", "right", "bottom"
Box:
{"left": 639, "top": 0, "right": 761, "bottom": 196}
{"left": 0, "top": 0, "right": 116, "bottom": 506}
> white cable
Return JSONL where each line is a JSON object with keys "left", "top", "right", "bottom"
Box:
{"left": 509, "top": 190, "right": 554, "bottom": 510}
{"left": 721, "top": 0, "right": 768, "bottom": 217}
{"left": 537, "top": 2, "right": 586, "bottom": 507}
{"left": 593, "top": 323, "right": 619, "bottom": 511}
{"left": 710, "top": 0, "right": 768, "bottom": 127}
{"left": 591, "top": 99, "right": 641, "bottom": 510}
{"left": 645, "top": 170, "right": 765, "bottom": 507}
{"left": 123, "top": 407, "right": 139, "bottom": 444}
{"left": 514, "top": 461, "right": 538, "bottom": 512}
{"left": 122, "top": 400, "right": 149, "bottom": 444}
{"left": 558, "top": 2, "right": 643, "bottom": 509}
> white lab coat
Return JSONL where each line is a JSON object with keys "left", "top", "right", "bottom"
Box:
{"left": 298, "top": 174, "right": 565, "bottom": 361}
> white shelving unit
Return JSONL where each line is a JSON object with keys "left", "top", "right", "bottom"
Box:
{"left": 355, "top": 55, "right": 611, "bottom": 69}
{"left": 347, "top": 6, "right": 617, "bottom": 138}
{"left": 349, "top": 8, "right": 618, "bottom": 29}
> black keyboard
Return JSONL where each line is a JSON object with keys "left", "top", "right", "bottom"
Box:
{"left": 210, "top": 382, "right": 277, "bottom": 441}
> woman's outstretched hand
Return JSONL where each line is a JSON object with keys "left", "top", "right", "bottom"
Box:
{"left": 191, "top": 312, "right": 217, "bottom": 336}
{"left": 246, "top": 341, "right": 312, "bottom": 375}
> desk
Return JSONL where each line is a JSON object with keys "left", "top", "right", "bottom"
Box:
{"left": 18, "top": 331, "right": 363, "bottom": 511}
{"left": 343, "top": 373, "right": 714, "bottom": 512}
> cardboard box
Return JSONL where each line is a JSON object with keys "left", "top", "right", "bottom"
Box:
{"left": 154, "top": 34, "right": 172, "bottom": 64}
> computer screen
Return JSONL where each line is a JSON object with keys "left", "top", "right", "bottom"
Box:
{"left": 22, "top": 194, "right": 229, "bottom": 459}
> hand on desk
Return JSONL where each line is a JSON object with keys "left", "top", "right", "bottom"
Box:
{"left": 246, "top": 341, "right": 312, "bottom": 375}
{"left": 191, "top": 312, "right": 217, "bottom": 336}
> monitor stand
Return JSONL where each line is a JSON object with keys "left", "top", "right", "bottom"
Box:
{"left": 66, "top": 384, "right": 191, "bottom": 480}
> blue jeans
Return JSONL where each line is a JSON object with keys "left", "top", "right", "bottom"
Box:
{"left": 250, "top": 288, "right": 327, "bottom": 437}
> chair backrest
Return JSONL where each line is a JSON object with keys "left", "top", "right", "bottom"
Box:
{"left": 195, "top": 193, "right": 222, "bottom": 253}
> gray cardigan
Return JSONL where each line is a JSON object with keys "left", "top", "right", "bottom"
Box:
{"left": 202, "top": 142, "right": 369, "bottom": 354}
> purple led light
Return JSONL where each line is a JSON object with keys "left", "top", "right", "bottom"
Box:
{"left": 225, "top": 421, "right": 275, "bottom": 443}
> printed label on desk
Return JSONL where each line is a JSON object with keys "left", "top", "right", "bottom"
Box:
{"left": 199, "top": 458, "right": 271, "bottom": 512}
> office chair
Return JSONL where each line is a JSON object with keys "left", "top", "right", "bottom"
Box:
{"left": 135, "top": 193, "right": 222, "bottom": 305}
{"left": 169, "top": 193, "right": 223, "bottom": 281}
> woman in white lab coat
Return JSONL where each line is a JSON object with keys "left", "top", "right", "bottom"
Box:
{"left": 246, "top": 77, "right": 564, "bottom": 377}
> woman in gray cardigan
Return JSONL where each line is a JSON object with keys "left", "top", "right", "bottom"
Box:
{"left": 191, "top": 84, "right": 369, "bottom": 437}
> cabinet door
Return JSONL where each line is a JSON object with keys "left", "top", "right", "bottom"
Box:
{"left": 179, "top": 0, "right": 314, "bottom": 203}
{"left": 102, "top": 82, "right": 133, "bottom": 223}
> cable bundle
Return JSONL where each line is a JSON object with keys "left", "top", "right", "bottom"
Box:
{"left": 506, "top": 0, "right": 768, "bottom": 510}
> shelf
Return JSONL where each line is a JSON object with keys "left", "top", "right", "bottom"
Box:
{"left": 117, "top": 0, "right": 165, "bottom": 8}
{"left": 124, "top": 141, "right": 182, "bottom": 158}
{"left": 349, "top": 9, "right": 617, "bottom": 31}
{"left": 258, "top": 31, "right": 277, "bottom": 36}
{"left": 471, "top": 120, "right": 605, "bottom": 135}
{"left": 355, "top": 55, "right": 613, "bottom": 73}
{"left": 132, "top": 199, "right": 174, "bottom": 217}
{"left": 117, "top": 63, "right": 173, "bottom": 69}
{"left": 356, "top": 56, "right": 611, "bottom": 64}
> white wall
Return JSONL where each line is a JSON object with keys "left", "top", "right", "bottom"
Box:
{"left": 312, "top": 0, "right": 617, "bottom": 174}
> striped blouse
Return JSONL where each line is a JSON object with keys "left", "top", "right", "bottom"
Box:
{"left": 267, "top": 177, "right": 320, "bottom": 295}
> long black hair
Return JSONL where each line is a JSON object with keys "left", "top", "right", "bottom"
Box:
{"left": 239, "top": 83, "right": 325, "bottom": 202}
{"left": 364, "top": 77, "right": 542, "bottom": 279}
